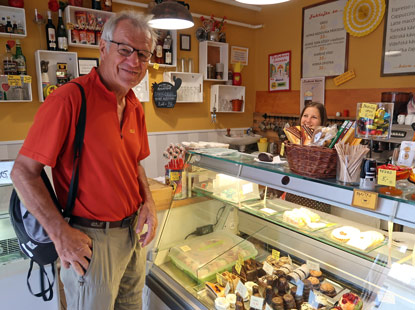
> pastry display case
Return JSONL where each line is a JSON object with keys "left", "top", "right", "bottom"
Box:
{"left": 147, "top": 150, "right": 415, "bottom": 310}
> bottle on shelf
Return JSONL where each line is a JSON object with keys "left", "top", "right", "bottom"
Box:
{"left": 12, "top": 19, "right": 17, "bottom": 34}
{"left": 45, "top": 11, "right": 57, "bottom": 51}
{"left": 57, "top": 9, "right": 68, "bottom": 51}
{"left": 0, "top": 17, "right": 6, "bottom": 33}
{"left": 3, "top": 44, "right": 17, "bottom": 75}
{"left": 6, "top": 17, "right": 13, "bottom": 33}
{"left": 14, "top": 40, "right": 26, "bottom": 75}
{"left": 163, "top": 31, "right": 173, "bottom": 65}
{"left": 101, "top": 0, "right": 112, "bottom": 11}
{"left": 92, "top": 0, "right": 101, "bottom": 10}
{"left": 154, "top": 31, "right": 164, "bottom": 64}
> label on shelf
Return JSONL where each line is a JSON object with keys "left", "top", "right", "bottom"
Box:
{"left": 23, "top": 75, "right": 32, "bottom": 83}
{"left": 352, "top": 189, "right": 378, "bottom": 210}
{"left": 262, "top": 261, "right": 274, "bottom": 275}
{"left": 238, "top": 253, "right": 244, "bottom": 265}
{"left": 235, "top": 280, "right": 247, "bottom": 297}
{"left": 8, "top": 75, "right": 22, "bottom": 86}
{"left": 306, "top": 260, "right": 320, "bottom": 271}
{"left": 250, "top": 296, "right": 264, "bottom": 309}
{"left": 235, "top": 261, "right": 242, "bottom": 274}
{"left": 378, "top": 169, "right": 396, "bottom": 187}
{"left": 272, "top": 249, "right": 280, "bottom": 260}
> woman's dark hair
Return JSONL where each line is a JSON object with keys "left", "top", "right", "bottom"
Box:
{"left": 300, "top": 102, "right": 327, "bottom": 126}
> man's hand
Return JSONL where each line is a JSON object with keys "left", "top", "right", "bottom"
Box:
{"left": 136, "top": 200, "right": 157, "bottom": 247}
{"left": 53, "top": 224, "right": 92, "bottom": 276}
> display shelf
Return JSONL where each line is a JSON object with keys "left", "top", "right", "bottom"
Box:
{"left": 0, "top": 5, "right": 26, "bottom": 38}
{"left": 199, "top": 41, "right": 228, "bottom": 81}
{"left": 163, "top": 72, "right": 203, "bottom": 103}
{"left": 0, "top": 75, "right": 32, "bottom": 102}
{"left": 210, "top": 85, "right": 245, "bottom": 113}
{"left": 34, "top": 50, "right": 79, "bottom": 102}
{"left": 132, "top": 70, "right": 150, "bottom": 103}
{"left": 149, "top": 30, "right": 178, "bottom": 68}
{"left": 64, "top": 5, "right": 114, "bottom": 49}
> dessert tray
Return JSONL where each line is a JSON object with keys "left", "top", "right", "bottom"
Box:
{"left": 275, "top": 207, "right": 337, "bottom": 232}
{"left": 169, "top": 230, "right": 258, "bottom": 284}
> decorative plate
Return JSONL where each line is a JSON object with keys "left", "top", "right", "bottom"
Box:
{"left": 195, "top": 27, "right": 207, "bottom": 42}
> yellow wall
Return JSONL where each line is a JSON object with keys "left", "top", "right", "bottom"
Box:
{"left": 0, "top": 0, "right": 258, "bottom": 141}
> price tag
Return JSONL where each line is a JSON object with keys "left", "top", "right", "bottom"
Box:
{"left": 23, "top": 75, "right": 32, "bottom": 83}
{"left": 153, "top": 63, "right": 160, "bottom": 70}
{"left": 306, "top": 260, "right": 320, "bottom": 271}
{"left": 249, "top": 296, "right": 264, "bottom": 309}
{"left": 238, "top": 253, "right": 245, "bottom": 265}
{"left": 265, "top": 303, "right": 273, "bottom": 310}
{"left": 235, "top": 280, "right": 247, "bottom": 298}
{"left": 359, "top": 103, "right": 377, "bottom": 119}
{"left": 180, "top": 245, "right": 191, "bottom": 252}
{"left": 224, "top": 282, "right": 231, "bottom": 295}
{"left": 0, "top": 161, "right": 14, "bottom": 185}
{"left": 272, "top": 249, "right": 280, "bottom": 260}
{"left": 378, "top": 169, "right": 396, "bottom": 187}
{"left": 260, "top": 207, "right": 277, "bottom": 215}
{"left": 216, "top": 273, "right": 224, "bottom": 286}
{"left": 8, "top": 75, "right": 22, "bottom": 86}
{"left": 280, "top": 142, "right": 285, "bottom": 157}
{"left": 242, "top": 182, "right": 253, "bottom": 194}
{"left": 352, "top": 189, "right": 378, "bottom": 210}
{"left": 263, "top": 261, "right": 274, "bottom": 275}
{"left": 235, "top": 261, "right": 242, "bottom": 275}
{"left": 333, "top": 70, "right": 356, "bottom": 86}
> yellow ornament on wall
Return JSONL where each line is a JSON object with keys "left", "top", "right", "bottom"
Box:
{"left": 343, "top": 0, "right": 386, "bottom": 37}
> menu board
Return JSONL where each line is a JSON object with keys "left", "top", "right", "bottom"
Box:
{"left": 302, "top": 0, "right": 348, "bottom": 78}
{"left": 381, "top": 0, "right": 415, "bottom": 76}
{"left": 152, "top": 78, "right": 182, "bottom": 108}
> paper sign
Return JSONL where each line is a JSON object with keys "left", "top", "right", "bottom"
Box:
{"left": 242, "top": 182, "right": 253, "bottom": 194}
{"left": 238, "top": 253, "right": 245, "bottom": 265}
{"left": 153, "top": 63, "right": 160, "bottom": 70}
{"left": 263, "top": 261, "right": 274, "bottom": 275}
{"left": 23, "top": 75, "right": 32, "bottom": 83}
{"left": 359, "top": 103, "right": 377, "bottom": 119}
{"left": 216, "top": 273, "right": 224, "bottom": 286}
{"left": 334, "top": 70, "right": 355, "bottom": 86}
{"left": 0, "top": 161, "right": 14, "bottom": 185}
{"left": 8, "top": 75, "right": 22, "bottom": 86}
{"left": 235, "top": 261, "right": 242, "bottom": 274}
{"left": 180, "top": 245, "right": 191, "bottom": 252}
{"left": 352, "top": 189, "right": 378, "bottom": 210}
{"left": 378, "top": 169, "right": 396, "bottom": 187}
{"left": 260, "top": 207, "right": 277, "bottom": 215}
{"left": 224, "top": 282, "right": 231, "bottom": 295}
{"left": 250, "top": 296, "right": 264, "bottom": 309}
{"left": 265, "top": 303, "right": 273, "bottom": 310}
{"left": 272, "top": 249, "right": 280, "bottom": 260}
{"left": 235, "top": 280, "right": 247, "bottom": 297}
{"left": 306, "top": 260, "right": 320, "bottom": 271}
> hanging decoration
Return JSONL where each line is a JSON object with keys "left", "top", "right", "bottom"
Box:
{"left": 343, "top": 0, "right": 386, "bottom": 37}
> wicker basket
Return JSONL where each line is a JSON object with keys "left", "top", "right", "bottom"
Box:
{"left": 285, "top": 143, "right": 337, "bottom": 179}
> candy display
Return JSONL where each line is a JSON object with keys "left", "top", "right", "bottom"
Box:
{"left": 355, "top": 102, "right": 393, "bottom": 139}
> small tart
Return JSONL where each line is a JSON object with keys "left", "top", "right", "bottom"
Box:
{"left": 331, "top": 226, "right": 360, "bottom": 242}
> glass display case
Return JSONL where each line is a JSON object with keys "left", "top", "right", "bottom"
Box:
{"left": 147, "top": 150, "right": 415, "bottom": 310}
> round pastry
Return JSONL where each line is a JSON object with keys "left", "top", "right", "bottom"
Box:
{"left": 226, "top": 294, "right": 236, "bottom": 308}
{"left": 310, "top": 269, "right": 323, "bottom": 282}
{"left": 339, "top": 292, "right": 363, "bottom": 310}
{"left": 271, "top": 296, "right": 284, "bottom": 309}
{"left": 279, "top": 256, "right": 291, "bottom": 265}
{"left": 307, "top": 276, "right": 320, "bottom": 289}
{"left": 301, "top": 302, "right": 317, "bottom": 310}
{"left": 283, "top": 293, "right": 296, "bottom": 309}
{"left": 331, "top": 226, "right": 360, "bottom": 242}
{"left": 320, "top": 282, "right": 336, "bottom": 298}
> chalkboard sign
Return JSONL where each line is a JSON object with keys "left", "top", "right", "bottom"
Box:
{"left": 152, "top": 77, "right": 182, "bottom": 108}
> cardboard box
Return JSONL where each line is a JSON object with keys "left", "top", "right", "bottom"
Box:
{"left": 148, "top": 178, "right": 173, "bottom": 211}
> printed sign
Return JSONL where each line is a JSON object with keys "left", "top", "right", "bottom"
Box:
{"left": 359, "top": 103, "right": 377, "bottom": 119}
{"left": 378, "top": 169, "right": 396, "bottom": 187}
{"left": 306, "top": 260, "right": 320, "bottom": 271}
{"left": 250, "top": 296, "right": 264, "bottom": 309}
{"left": 352, "top": 189, "right": 378, "bottom": 210}
{"left": 7, "top": 75, "right": 22, "bottom": 87}
{"left": 152, "top": 78, "right": 182, "bottom": 108}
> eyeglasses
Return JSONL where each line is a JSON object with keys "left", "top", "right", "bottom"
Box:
{"left": 107, "top": 40, "right": 153, "bottom": 62}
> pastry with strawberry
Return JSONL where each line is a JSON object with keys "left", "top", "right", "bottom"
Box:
{"left": 339, "top": 292, "right": 363, "bottom": 310}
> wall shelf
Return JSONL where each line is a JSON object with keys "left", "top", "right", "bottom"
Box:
{"left": 199, "top": 41, "right": 228, "bottom": 82}
{"left": 211, "top": 85, "right": 245, "bottom": 113}
{"left": 163, "top": 72, "right": 203, "bottom": 103}
{"left": 149, "top": 30, "right": 178, "bottom": 68}
{"left": 0, "top": 5, "right": 26, "bottom": 38}
{"left": 0, "top": 75, "right": 32, "bottom": 102}
{"left": 132, "top": 70, "right": 150, "bottom": 103}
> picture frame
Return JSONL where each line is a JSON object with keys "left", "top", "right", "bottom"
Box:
{"left": 268, "top": 51, "right": 291, "bottom": 92}
{"left": 78, "top": 57, "right": 99, "bottom": 76}
{"left": 300, "top": 77, "right": 325, "bottom": 113}
{"left": 180, "top": 34, "right": 191, "bottom": 51}
{"left": 381, "top": 0, "right": 415, "bottom": 76}
{"left": 301, "top": 0, "right": 349, "bottom": 78}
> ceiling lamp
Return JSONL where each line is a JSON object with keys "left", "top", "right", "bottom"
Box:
{"left": 235, "top": 0, "right": 290, "bottom": 4}
{"left": 149, "top": 0, "right": 194, "bottom": 30}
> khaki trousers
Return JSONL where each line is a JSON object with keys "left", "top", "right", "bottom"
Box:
{"left": 60, "top": 220, "right": 146, "bottom": 310}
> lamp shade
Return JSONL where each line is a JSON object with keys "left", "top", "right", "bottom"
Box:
{"left": 149, "top": 0, "right": 194, "bottom": 30}
{"left": 236, "top": 0, "right": 289, "bottom": 4}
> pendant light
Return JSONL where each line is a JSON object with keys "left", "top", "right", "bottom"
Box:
{"left": 235, "top": 0, "right": 290, "bottom": 4}
{"left": 149, "top": 0, "right": 194, "bottom": 30}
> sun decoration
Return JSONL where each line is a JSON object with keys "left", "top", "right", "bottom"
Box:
{"left": 343, "top": 0, "right": 386, "bottom": 37}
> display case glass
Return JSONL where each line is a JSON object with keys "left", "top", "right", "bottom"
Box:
{"left": 150, "top": 150, "right": 415, "bottom": 310}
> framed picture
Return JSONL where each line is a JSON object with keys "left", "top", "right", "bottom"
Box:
{"left": 300, "top": 77, "right": 325, "bottom": 113}
{"left": 230, "top": 46, "right": 249, "bottom": 66}
{"left": 269, "top": 51, "right": 291, "bottom": 92}
{"left": 78, "top": 57, "right": 99, "bottom": 76}
{"left": 381, "top": 0, "right": 415, "bottom": 76}
{"left": 180, "top": 34, "right": 191, "bottom": 51}
{"left": 301, "top": 0, "right": 349, "bottom": 78}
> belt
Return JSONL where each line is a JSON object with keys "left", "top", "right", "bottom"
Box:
{"left": 70, "top": 213, "right": 137, "bottom": 229}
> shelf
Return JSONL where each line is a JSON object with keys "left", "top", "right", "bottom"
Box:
{"left": 149, "top": 30, "right": 178, "bottom": 68}
{"left": 64, "top": 5, "right": 114, "bottom": 49}
{"left": 199, "top": 41, "right": 228, "bottom": 81}
{"left": 163, "top": 72, "right": 203, "bottom": 103}
{"left": 0, "top": 5, "right": 26, "bottom": 38}
{"left": 210, "top": 85, "right": 245, "bottom": 113}
{"left": 0, "top": 75, "right": 32, "bottom": 102}
{"left": 34, "top": 50, "right": 79, "bottom": 102}
{"left": 132, "top": 70, "right": 150, "bottom": 102}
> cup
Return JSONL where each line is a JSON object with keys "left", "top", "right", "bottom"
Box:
{"left": 343, "top": 109, "right": 350, "bottom": 117}
{"left": 216, "top": 63, "right": 224, "bottom": 79}
{"left": 207, "top": 64, "right": 215, "bottom": 79}
{"left": 397, "top": 114, "right": 405, "bottom": 125}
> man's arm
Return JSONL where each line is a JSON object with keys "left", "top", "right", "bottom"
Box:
{"left": 11, "top": 154, "right": 92, "bottom": 276}
{"left": 135, "top": 162, "right": 157, "bottom": 246}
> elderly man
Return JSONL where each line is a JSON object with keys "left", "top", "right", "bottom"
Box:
{"left": 11, "top": 11, "right": 157, "bottom": 310}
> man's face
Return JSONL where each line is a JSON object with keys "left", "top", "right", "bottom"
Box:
{"left": 100, "top": 20, "right": 152, "bottom": 92}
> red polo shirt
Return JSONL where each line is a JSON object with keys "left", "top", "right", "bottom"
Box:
{"left": 20, "top": 68, "right": 150, "bottom": 221}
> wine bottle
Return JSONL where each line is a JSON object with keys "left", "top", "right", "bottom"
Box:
{"left": 163, "top": 31, "right": 173, "bottom": 65}
{"left": 45, "top": 11, "right": 56, "bottom": 51}
{"left": 5, "top": 16, "right": 13, "bottom": 33}
{"left": 57, "top": 9, "right": 68, "bottom": 51}
{"left": 14, "top": 40, "right": 27, "bottom": 75}
{"left": 3, "top": 44, "right": 17, "bottom": 75}
{"left": 92, "top": 0, "right": 101, "bottom": 10}
{"left": 154, "top": 31, "right": 164, "bottom": 64}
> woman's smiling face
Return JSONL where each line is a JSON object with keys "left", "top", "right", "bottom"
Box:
{"left": 301, "top": 106, "right": 322, "bottom": 129}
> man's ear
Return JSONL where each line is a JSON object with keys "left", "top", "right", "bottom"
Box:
{"left": 99, "top": 39, "right": 107, "bottom": 60}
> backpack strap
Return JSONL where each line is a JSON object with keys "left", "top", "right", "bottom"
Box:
{"left": 27, "top": 260, "right": 55, "bottom": 302}
{"left": 63, "top": 82, "right": 87, "bottom": 220}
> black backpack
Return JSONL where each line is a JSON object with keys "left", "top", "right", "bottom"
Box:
{"left": 9, "top": 82, "right": 86, "bottom": 301}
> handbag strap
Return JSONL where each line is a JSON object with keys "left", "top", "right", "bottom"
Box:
{"left": 63, "top": 82, "right": 86, "bottom": 219}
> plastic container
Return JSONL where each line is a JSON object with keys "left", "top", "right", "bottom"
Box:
{"left": 168, "top": 230, "right": 258, "bottom": 283}
{"left": 212, "top": 173, "right": 260, "bottom": 203}
{"left": 355, "top": 102, "right": 393, "bottom": 140}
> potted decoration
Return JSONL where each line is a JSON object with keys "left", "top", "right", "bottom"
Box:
{"left": 200, "top": 15, "right": 226, "bottom": 42}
